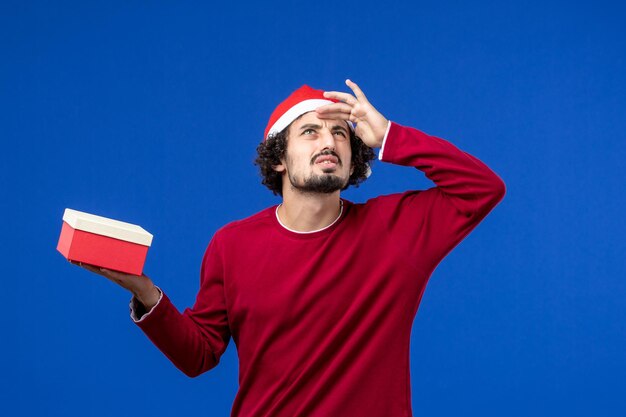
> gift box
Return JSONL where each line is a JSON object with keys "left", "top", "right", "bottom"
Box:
{"left": 57, "top": 208, "right": 153, "bottom": 275}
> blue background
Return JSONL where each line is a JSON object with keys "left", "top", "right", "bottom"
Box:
{"left": 2, "top": 1, "right": 625, "bottom": 416}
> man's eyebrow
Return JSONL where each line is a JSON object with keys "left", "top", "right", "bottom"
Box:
{"left": 331, "top": 124, "right": 349, "bottom": 133}
{"left": 299, "top": 123, "right": 322, "bottom": 131}
{"left": 298, "top": 123, "right": 349, "bottom": 133}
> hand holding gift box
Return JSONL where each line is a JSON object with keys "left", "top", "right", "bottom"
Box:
{"left": 71, "top": 261, "right": 161, "bottom": 311}
{"left": 58, "top": 208, "right": 161, "bottom": 309}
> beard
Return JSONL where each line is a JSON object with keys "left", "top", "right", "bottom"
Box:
{"left": 284, "top": 149, "right": 349, "bottom": 194}
{"left": 288, "top": 172, "right": 347, "bottom": 194}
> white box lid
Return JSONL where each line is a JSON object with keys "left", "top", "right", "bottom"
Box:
{"left": 62, "top": 208, "right": 153, "bottom": 246}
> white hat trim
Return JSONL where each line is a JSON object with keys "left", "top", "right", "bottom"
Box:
{"left": 267, "top": 99, "right": 335, "bottom": 138}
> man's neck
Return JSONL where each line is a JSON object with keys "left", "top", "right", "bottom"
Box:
{"left": 277, "top": 190, "right": 342, "bottom": 233}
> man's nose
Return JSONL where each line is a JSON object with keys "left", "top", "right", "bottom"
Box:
{"left": 319, "top": 128, "right": 336, "bottom": 150}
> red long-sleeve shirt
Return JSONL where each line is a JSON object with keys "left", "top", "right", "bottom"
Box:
{"left": 134, "top": 122, "right": 505, "bottom": 416}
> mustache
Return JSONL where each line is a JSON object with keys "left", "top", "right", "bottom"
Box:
{"left": 310, "top": 149, "right": 342, "bottom": 166}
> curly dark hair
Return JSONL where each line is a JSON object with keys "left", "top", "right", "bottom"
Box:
{"left": 255, "top": 123, "right": 376, "bottom": 196}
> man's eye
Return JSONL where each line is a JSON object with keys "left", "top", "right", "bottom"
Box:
{"left": 303, "top": 129, "right": 316, "bottom": 135}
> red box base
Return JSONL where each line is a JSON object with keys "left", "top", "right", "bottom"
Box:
{"left": 57, "top": 222, "right": 148, "bottom": 275}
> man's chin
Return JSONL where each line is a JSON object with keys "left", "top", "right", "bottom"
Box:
{"left": 290, "top": 174, "right": 348, "bottom": 194}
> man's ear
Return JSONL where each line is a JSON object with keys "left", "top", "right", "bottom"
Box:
{"left": 272, "top": 162, "right": 286, "bottom": 173}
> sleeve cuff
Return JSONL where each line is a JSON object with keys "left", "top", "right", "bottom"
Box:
{"left": 377, "top": 120, "right": 393, "bottom": 161}
{"left": 129, "top": 286, "right": 163, "bottom": 323}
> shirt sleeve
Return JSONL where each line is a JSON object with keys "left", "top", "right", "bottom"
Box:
{"left": 377, "top": 120, "right": 393, "bottom": 161}
{"left": 373, "top": 121, "right": 506, "bottom": 273}
{"left": 129, "top": 286, "right": 163, "bottom": 322}
{"left": 132, "top": 236, "right": 231, "bottom": 377}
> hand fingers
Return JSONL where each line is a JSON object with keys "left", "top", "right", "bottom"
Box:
{"left": 102, "top": 268, "right": 140, "bottom": 281}
{"left": 70, "top": 260, "right": 105, "bottom": 276}
{"left": 70, "top": 260, "right": 139, "bottom": 281}
{"left": 315, "top": 111, "right": 354, "bottom": 121}
{"left": 345, "top": 79, "right": 370, "bottom": 104}
{"left": 82, "top": 264, "right": 103, "bottom": 275}
{"left": 323, "top": 90, "right": 357, "bottom": 105}
{"left": 94, "top": 268, "right": 145, "bottom": 292}
{"left": 316, "top": 102, "right": 353, "bottom": 115}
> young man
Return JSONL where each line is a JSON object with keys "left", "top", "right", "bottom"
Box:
{"left": 78, "top": 80, "right": 505, "bottom": 416}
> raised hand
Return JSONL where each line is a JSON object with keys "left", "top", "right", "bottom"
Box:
{"left": 316, "top": 79, "right": 389, "bottom": 148}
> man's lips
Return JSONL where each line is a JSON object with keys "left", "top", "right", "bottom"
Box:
{"left": 312, "top": 152, "right": 341, "bottom": 167}
{"left": 314, "top": 155, "right": 339, "bottom": 165}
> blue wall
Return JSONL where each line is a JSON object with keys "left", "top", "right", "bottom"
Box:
{"left": 2, "top": 1, "right": 625, "bottom": 416}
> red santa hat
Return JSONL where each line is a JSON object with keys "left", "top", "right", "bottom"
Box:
{"left": 264, "top": 85, "right": 352, "bottom": 141}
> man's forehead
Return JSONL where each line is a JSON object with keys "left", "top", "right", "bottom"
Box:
{"left": 291, "top": 111, "right": 349, "bottom": 129}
